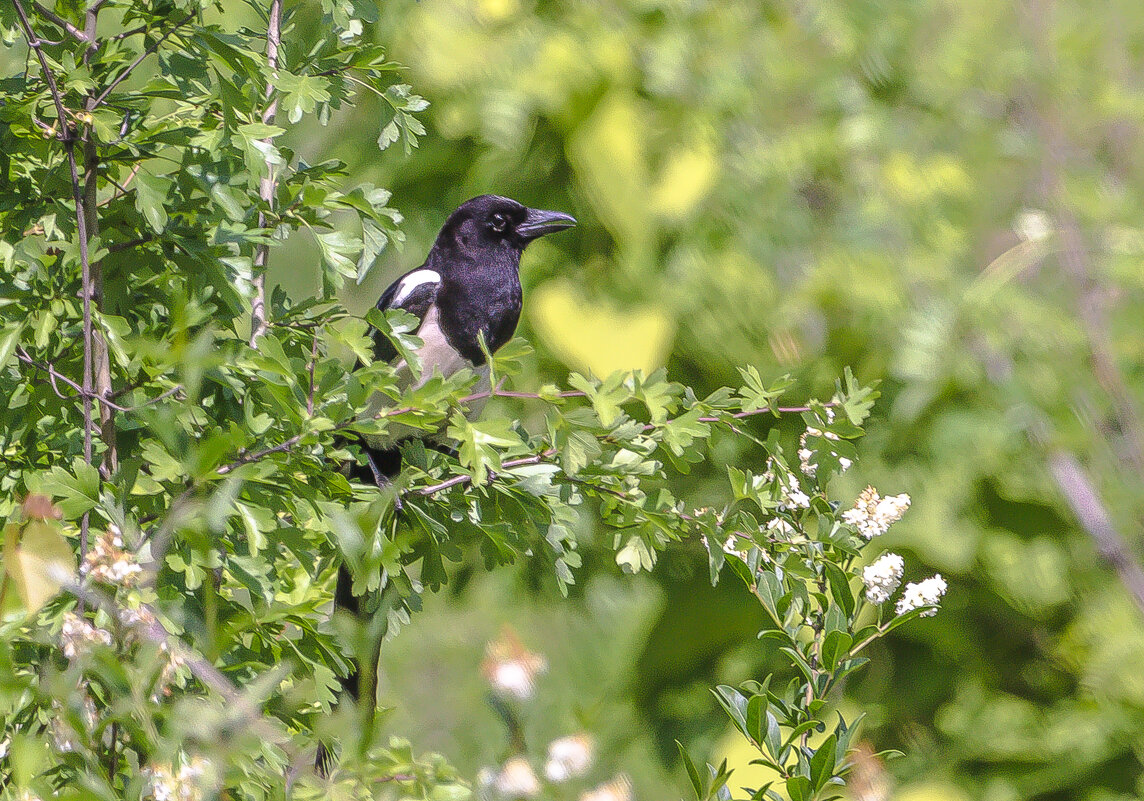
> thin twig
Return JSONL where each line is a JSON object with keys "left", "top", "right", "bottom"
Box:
{"left": 90, "top": 12, "right": 195, "bottom": 110}
{"left": 97, "top": 163, "right": 141, "bottom": 207}
{"left": 414, "top": 449, "right": 558, "bottom": 496}
{"left": 111, "top": 23, "right": 147, "bottom": 41}
{"left": 16, "top": 347, "right": 182, "bottom": 412}
{"left": 217, "top": 432, "right": 308, "bottom": 475}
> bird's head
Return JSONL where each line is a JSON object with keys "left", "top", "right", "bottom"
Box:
{"left": 435, "top": 195, "right": 577, "bottom": 257}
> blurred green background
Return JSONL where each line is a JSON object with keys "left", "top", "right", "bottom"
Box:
{"left": 268, "top": 1, "right": 1144, "bottom": 799}
{"left": 57, "top": 0, "right": 1144, "bottom": 798}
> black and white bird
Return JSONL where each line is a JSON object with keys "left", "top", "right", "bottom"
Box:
{"left": 356, "top": 194, "right": 577, "bottom": 479}
{"left": 321, "top": 195, "right": 575, "bottom": 771}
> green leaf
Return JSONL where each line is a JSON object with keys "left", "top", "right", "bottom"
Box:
{"left": 755, "top": 569, "right": 784, "bottom": 626}
{"left": 678, "top": 742, "right": 705, "bottom": 801}
{"left": 3, "top": 520, "right": 76, "bottom": 614}
{"left": 821, "top": 630, "right": 853, "bottom": 671}
{"left": 809, "top": 734, "right": 837, "bottom": 791}
{"left": 785, "top": 776, "right": 812, "bottom": 801}
{"left": 713, "top": 685, "right": 750, "bottom": 739}
{"left": 0, "top": 320, "right": 24, "bottom": 372}
{"left": 133, "top": 171, "right": 171, "bottom": 233}
{"left": 824, "top": 561, "right": 855, "bottom": 618}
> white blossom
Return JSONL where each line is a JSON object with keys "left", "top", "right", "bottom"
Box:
{"left": 841, "top": 487, "right": 910, "bottom": 539}
{"left": 49, "top": 693, "right": 98, "bottom": 753}
{"left": 580, "top": 775, "right": 633, "bottom": 801}
{"left": 862, "top": 553, "right": 905, "bottom": 605}
{"left": 761, "top": 459, "right": 810, "bottom": 508}
{"left": 482, "top": 629, "right": 547, "bottom": 701}
{"left": 778, "top": 473, "right": 810, "bottom": 509}
{"left": 895, "top": 575, "right": 948, "bottom": 617}
{"left": 800, "top": 425, "right": 850, "bottom": 478}
{"left": 143, "top": 757, "right": 212, "bottom": 801}
{"left": 798, "top": 446, "right": 816, "bottom": 478}
{"left": 60, "top": 612, "right": 113, "bottom": 659}
{"left": 492, "top": 757, "right": 541, "bottom": 798}
{"left": 153, "top": 642, "right": 187, "bottom": 701}
{"left": 544, "top": 734, "right": 595, "bottom": 782}
{"left": 1016, "top": 209, "right": 1052, "bottom": 243}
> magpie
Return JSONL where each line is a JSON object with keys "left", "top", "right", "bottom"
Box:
{"left": 321, "top": 194, "right": 575, "bottom": 771}
{"left": 356, "top": 194, "right": 577, "bottom": 474}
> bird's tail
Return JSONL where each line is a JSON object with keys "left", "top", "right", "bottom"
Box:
{"left": 317, "top": 442, "right": 400, "bottom": 776}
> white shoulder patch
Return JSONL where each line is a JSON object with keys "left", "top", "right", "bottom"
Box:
{"left": 393, "top": 269, "right": 441, "bottom": 305}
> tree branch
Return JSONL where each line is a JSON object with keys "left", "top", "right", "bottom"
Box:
{"left": 11, "top": 0, "right": 96, "bottom": 557}
{"left": 29, "top": 0, "right": 88, "bottom": 41}
{"left": 250, "top": 0, "right": 282, "bottom": 347}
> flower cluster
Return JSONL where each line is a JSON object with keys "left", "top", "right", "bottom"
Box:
{"left": 861, "top": 553, "right": 904, "bottom": 604}
{"left": 81, "top": 525, "right": 141, "bottom": 587}
{"left": 482, "top": 628, "right": 548, "bottom": 701}
{"left": 842, "top": 486, "right": 911, "bottom": 539}
{"left": 60, "top": 611, "right": 113, "bottom": 659}
{"left": 766, "top": 517, "right": 795, "bottom": 537}
{"left": 116, "top": 605, "right": 186, "bottom": 698}
{"left": 895, "top": 575, "right": 948, "bottom": 617}
{"left": 722, "top": 534, "right": 750, "bottom": 560}
{"left": 142, "top": 756, "right": 212, "bottom": 801}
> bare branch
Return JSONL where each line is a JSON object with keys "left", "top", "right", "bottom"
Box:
{"left": 250, "top": 0, "right": 283, "bottom": 347}
{"left": 110, "top": 23, "right": 148, "bottom": 41}
{"left": 217, "top": 432, "right": 308, "bottom": 475}
{"left": 1048, "top": 451, "right": 1144, "bottom": 616}
{"left": 415, "top": 450, "right": 559, "bottom": 496}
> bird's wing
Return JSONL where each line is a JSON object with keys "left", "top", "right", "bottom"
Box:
{"left": 372, "top": 267, "right": 441, "bottom": 363}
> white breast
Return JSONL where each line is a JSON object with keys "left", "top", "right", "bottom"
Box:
{"left": 362, "top": 304, "right": 490, "bottom": 448}
{"left": 407, "top": 305, "right": 471, "bottom": 387}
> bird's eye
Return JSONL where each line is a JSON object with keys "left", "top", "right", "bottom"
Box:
{"left": 488, "top": 212, "right": 508, "bottom": 232}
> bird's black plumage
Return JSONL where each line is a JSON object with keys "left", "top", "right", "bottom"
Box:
{"left": 370, "top": 194, "right": 575, "bottom": 365}
{"left": 320, "top": 195, "right": 575, "bottom": 773}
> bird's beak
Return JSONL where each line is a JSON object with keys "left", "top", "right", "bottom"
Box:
{"left": 517, "top": 208, "right": 577, "bottom": 240}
